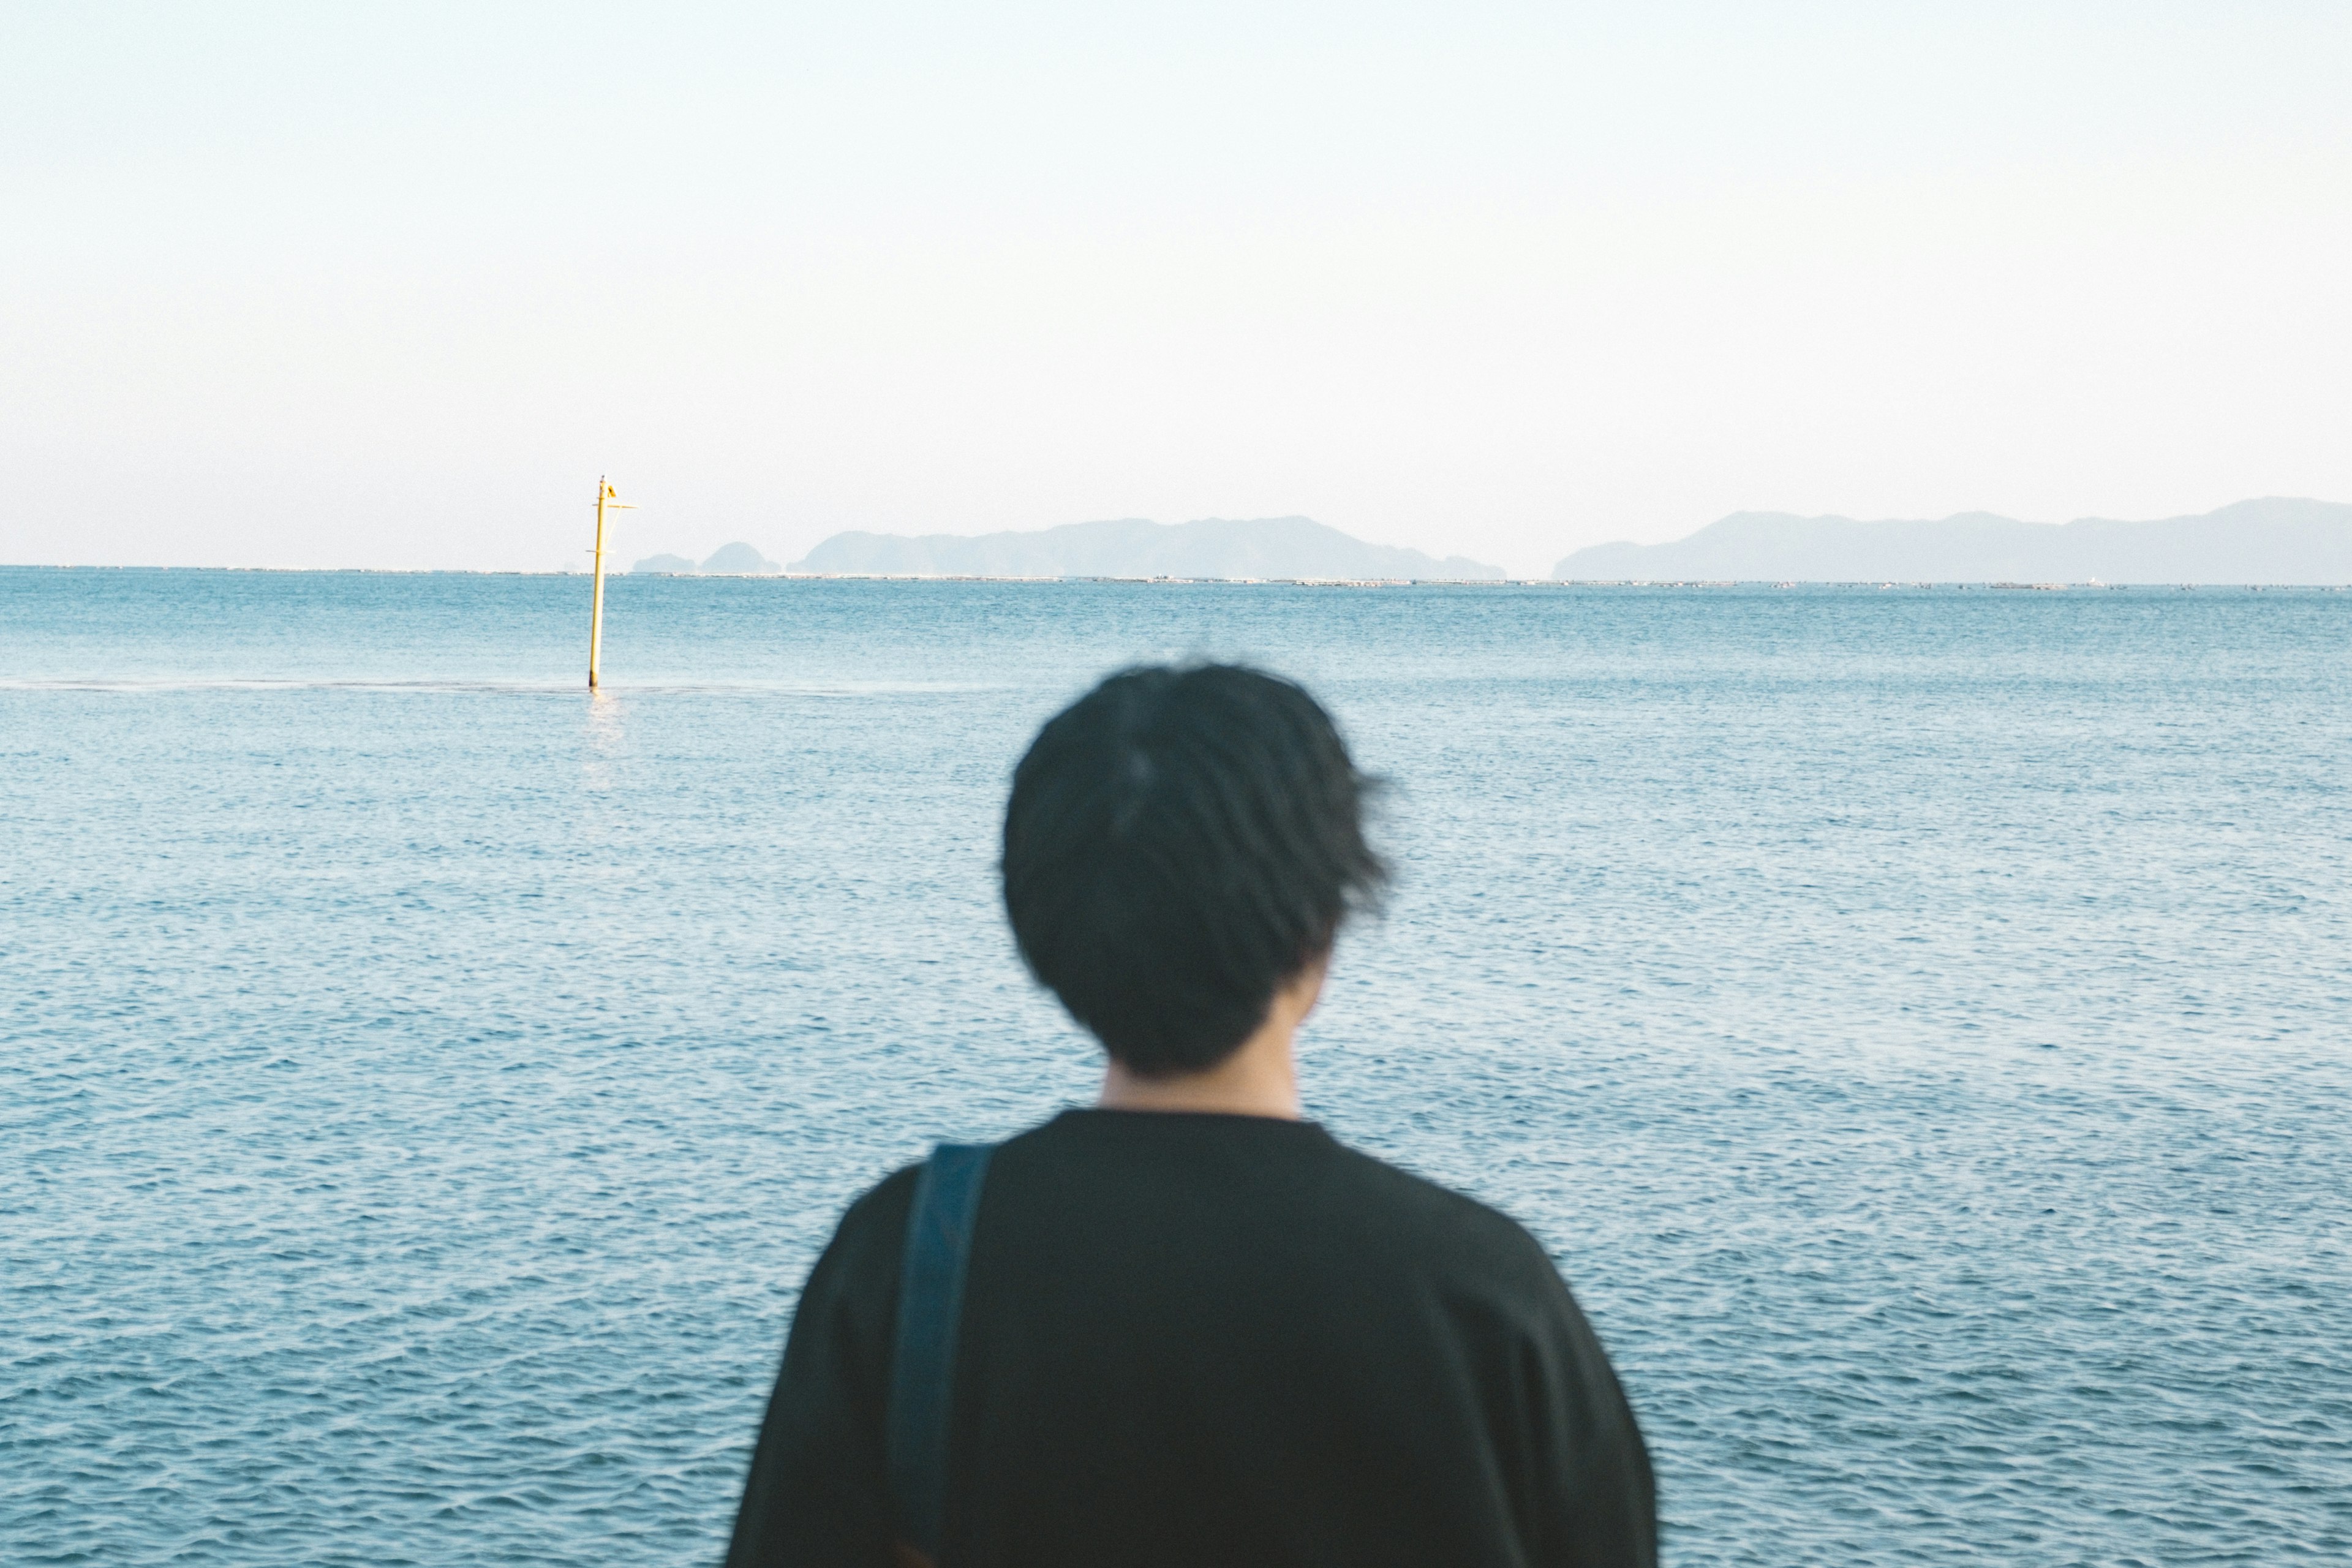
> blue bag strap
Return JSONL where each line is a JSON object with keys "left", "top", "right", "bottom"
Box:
{"left": 886, "top": 1142, "right": 993, "bottom": 1566}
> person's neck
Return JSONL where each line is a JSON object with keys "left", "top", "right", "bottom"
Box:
{"left": 1096, "top": 963, "right": 1324, "bottom": 1120}
{"left": 1098, "top": 1039, "right": 1300, "bottom": 1119}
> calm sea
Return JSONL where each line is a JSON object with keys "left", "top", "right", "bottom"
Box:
{"left": 5, "top": 568, "right": 2349, "bottom": 1565}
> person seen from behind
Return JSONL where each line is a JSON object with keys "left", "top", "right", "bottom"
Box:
{"left": 726, "top": 663, "right": 1656, "bottom": 1567}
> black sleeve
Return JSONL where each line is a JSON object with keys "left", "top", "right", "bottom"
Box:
{"left": 724, "top": 1170, "right": 917, "bottom": 1568}
{"left": 1523, "top": 1274, "right": 1659, "bottom": 1568}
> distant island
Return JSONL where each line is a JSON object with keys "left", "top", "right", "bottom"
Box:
{"left": 790, "top": 516, "right": 1505, "bottom": 580}
{"left": 632, "top": 542, "right": 783, "bottom": 575}
{"left": 630, "top": 499, "right": 2350, "bottom": 585}
{"left": 1554, "top": 497, "right": 2352, "bottom": 584}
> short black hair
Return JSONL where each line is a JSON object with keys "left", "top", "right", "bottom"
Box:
{"left": 1001, "top": 663, "right": 1386, "bottom": 1076}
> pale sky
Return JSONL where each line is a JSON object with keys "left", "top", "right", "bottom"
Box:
{"left": 6, "top": 2, "right": 2349, "bottom": 576}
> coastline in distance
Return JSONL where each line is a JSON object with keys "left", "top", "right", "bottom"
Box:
{"left": 631, "top": 542, "right": 784, "bottom": 575}
{"left": 1555, "top": 497, "right": 2352, "bottom": 584}
{"left": 788, "top": 516, "right": 1505, "bottom": 581}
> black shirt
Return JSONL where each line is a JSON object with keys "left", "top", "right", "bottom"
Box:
{"left": 726, "top": 1109, "right": 1656, "bottom": 1567}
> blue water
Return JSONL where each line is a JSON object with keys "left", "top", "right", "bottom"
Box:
{"left": 5, "top": 567, "right": 2349, "bottom": 1565}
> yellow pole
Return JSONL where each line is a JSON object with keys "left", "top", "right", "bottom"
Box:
{"left": 588, "top": 476, "right": 610, "bottom": 690}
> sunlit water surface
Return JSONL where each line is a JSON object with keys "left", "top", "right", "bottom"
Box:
{"left": 4, "top": 568, "right": 2349, "bottom": 1565}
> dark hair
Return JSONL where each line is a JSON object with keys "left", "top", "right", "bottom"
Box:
{"left": 1001, "top": 663, "right": 1386, "bottom": 1076}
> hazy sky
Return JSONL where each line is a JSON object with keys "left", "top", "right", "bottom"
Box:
{"left": 6, "top": 2, "right": 2350, "bottom": 575}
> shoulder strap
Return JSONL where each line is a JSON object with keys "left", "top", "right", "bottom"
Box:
{"left": 886, "top": 1142, "right": 993, "bottom": 1566}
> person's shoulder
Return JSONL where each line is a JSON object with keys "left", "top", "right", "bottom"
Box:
{"left": 819, "top": 1159, "right": 923, "bottom": 1275}
{"left": 1316, "top": 1136, "right": 1569, "bottom": 1292}
{"left": 824, "top": 1134, "right": 1016, "bottom": 1266}
{"left": 846, "top": 1158, "right": 923, "bottom": 1226}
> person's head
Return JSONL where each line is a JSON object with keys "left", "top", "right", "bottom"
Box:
{"left": 1001, "top": 663, "right": 1386, "bottom": 1078}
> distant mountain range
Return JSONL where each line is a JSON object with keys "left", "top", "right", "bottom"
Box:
{"left": 632, "top": 542, "right": 783, "bottom": 574}
{"left": 791, "top": 516, "right": 1505, "bottom": 580}
{"left": 1553, "top": 498, "right": 2352, "bottom": 584}
{"left": 635, "top": 499, "right": 2350, "bottom": 585}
